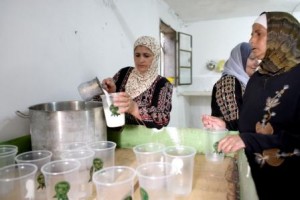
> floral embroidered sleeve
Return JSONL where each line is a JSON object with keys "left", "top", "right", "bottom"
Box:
{"left": 137, "top": 79, "right": 173, "bottom": 129}
{"left": 112, "top": 67, "right": 173, "bottom": 129}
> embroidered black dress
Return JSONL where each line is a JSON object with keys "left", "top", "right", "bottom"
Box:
{"left": 112, "top": 66, "right": 173, "bottom": 129}
{"left": 239, "top": 65, "right": 300, "bottom": 199}
{"left": 211, "top": 75, "right": 244, "bottom": 131}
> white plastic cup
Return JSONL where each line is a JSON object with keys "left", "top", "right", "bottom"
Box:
{"left": 0, "top": 145, "right": 18, "bottom": 168}
{"left": 100, "top": 92, "right": 125, "bottom": 127}
{"left": 136, "top": 162, "right": 175, "bottom": 200}
{"left": 15, "top": 150, "right": 53, "bottom": 200}
{"left": 205, "top": 128, "right": 228, "bottom": 162}
{"left": 163, "top": 145, "right": 196, "bottom": 196}
{"left": 60, "top": 149, "right": 95, "bottom": 199}
{"left": 93, "top": 166, "right": 136, "bottom": 200}
{"left": 41, "top": 159, "right": 81, "bottom": 200}
{"left": 0, "top": 163, "right": 38, "bottom": 200}
{"left": 133, "top": 143, "right": 165, "bottom": 166}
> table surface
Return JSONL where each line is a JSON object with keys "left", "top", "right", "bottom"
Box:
{"left": 111, "top": 148, "right": 237, "bottom": 200}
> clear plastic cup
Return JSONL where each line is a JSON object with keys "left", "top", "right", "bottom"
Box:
{"left": 15, "top": 150, "right": 53, "bottom": 200}
{"left": 60, "top": 149, "right": 95, "bottom": 199}
{"left": 87, "top": 141, "right": 116, "bottom": 170}
{"left": 136, "top": 162, "right": 175, "bottom": 200}
{"left": 62, "top": 142, "right": 88, "bottom": 150}
{"left": 100, "top": 92, "right": 125, "bottom": 127}
{"left": 93, "top": 166, "right": 136, "bottom": 200}
{"left": 0, "top": 163, "right": 38, "bottom": 200}
{"left": 163, "top": 145, "right": 196, "bottom": 196}
{"left": 205, "top": 128, "right": 228, "bottom": 162}
{"left": 87, "top": 141, "right": 116, "bottom": 196}
{"left": 41, "top": 159, "right": 81, "bottom": 200}
{"left": 0, "top": 145, "right": 18, "bottom": 168}
{"left": 133, "top": 143, "right": 165, "bottom": 166}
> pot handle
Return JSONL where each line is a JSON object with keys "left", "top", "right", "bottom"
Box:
{"left": 15, "top": 110, "right": 29, "bottom": 118}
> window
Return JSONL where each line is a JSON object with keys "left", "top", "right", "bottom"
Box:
{"left": 160, "top": 20, "right": 192, "bottom": 86}
{"left": 178, "top": 32, "right": 192, "bottom": 85}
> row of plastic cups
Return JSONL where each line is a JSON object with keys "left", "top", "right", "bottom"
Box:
{"left": 0, "top": 141, "right": 117, "bottom": 200}
{"left": 133, "top": 143, "right": 196, "bottom": 197}
{"left": 40, "top": 141, "right": 117, "bottom": 200}
{"left": 92, "top": 162, "right": 180, "bottom": 200}
{"left": 0, "top": 150, "right": 52, "bottom": 200}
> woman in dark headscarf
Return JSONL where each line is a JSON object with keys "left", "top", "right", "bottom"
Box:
{"left": 203, "top": 42, "right": 258, "bottom": 131}
{"left": 217, "top": 12, "right": 300, "bottom": 199}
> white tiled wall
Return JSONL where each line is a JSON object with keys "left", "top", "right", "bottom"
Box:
{"left": 173, "top": 74, "right": 221, "bottom": 128}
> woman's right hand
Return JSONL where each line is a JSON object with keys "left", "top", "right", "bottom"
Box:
{"left": 102, "top": 78, "right": 116, "bottom": 93}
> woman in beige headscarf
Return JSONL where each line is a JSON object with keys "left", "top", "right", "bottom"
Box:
{"left": 101, "top": 36, "right": 173, "bottom": 129}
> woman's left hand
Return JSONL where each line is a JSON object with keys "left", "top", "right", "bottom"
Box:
{"left": 218, "top": 134, "right": 245, "bottom": 153}
{"left": 113, "top": 92, "right": 141, "bottom": 119}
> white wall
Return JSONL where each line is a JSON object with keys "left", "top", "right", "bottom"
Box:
{"left": 0, "top": 0, "right": 185, "bottom": 141}
{"left": 1, "top": 0, "right": 300, "bottom": 140}
{"left": 176, "top": 16, "right": 257, "bottom": 128}
{"left": 177, "top": 12, "right": 300, "bottom": 128}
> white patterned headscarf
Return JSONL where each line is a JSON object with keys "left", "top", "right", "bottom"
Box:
{"left": 125, "top": 36, "right": 160, "bottom": 98}
{"left": 222, "top": 42, "right": 252, "bottom": 88}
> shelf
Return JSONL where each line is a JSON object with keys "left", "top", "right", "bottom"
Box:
{"left": 179, "top": 91, "right": 212, "bottom": 96}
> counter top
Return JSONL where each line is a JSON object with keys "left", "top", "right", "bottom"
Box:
{"left": 114, "top": 148, "right": 237, "bottom": 200}
{"left": 2, "top": 125, "right": 257, "bottom": 200}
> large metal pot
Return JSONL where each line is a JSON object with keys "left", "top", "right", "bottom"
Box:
{"left": 17, "top": 101, "right": 107, "bottom": 160}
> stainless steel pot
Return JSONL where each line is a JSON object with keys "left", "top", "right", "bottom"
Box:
{"left": 17, "top": 101, "right": 107, "bottom": 160}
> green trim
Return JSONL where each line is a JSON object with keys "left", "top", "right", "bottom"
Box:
{"left": 0, "top": 135, "right": 32, "bottom": 154}
{"left": 108, "top": 125, "right": 238, "bottom": 154}
{"left": 0, "top": 125, "right": 239, "bottom": 155}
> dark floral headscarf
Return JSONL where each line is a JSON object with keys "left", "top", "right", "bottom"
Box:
{"left": 259, "top": 12, "right": 300, "bottom": 75}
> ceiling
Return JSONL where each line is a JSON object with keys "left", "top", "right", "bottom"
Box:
{"left": 163, "top": 0, "right": 300, "bottom": 22}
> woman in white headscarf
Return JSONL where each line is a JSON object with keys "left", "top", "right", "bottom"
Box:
{"left": 101, "top": 36, "right": 173, "bottom": 129}
{"left": 202, "top": 42, "right": 258, "bottom": 131}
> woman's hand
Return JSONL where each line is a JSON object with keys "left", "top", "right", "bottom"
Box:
{"left": 202, "top": 114, "right": 226, "bottom": 130}
{"left": 113, "top": 92, "right": 141, "bottom": 120}
{"left": 102, "top": 78, "right": 116, "bottom": 93}
{"left": 218, "top": 134, "right": 245, "bottom": 153}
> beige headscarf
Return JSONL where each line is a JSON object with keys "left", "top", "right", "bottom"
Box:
{"left": 257, "top": 12, "right": 300, "bottom": 75}
{"left": 125, "top": 36, "right": 160, "bottom": 98}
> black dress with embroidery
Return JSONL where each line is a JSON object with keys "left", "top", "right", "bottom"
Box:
{"left": 211, "top": 75, "right": 244, "bottom": 131}
{"left": 239, "top": 64, "right": 300, "bottom": 200}
{"left": 112, "top": 66, "right": 173, "bottom": 129}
